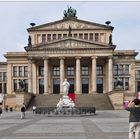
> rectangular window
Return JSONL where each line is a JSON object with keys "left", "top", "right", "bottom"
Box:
{"left": 97, "top": 65, "right": 103, "bottom": 75}
{"left": 0, "top": 72, "right": 2, "bottom": 82}
{"left": 47, "top": 34, "right": 51, "bottom": 42}
{"left": 3, "top": 72, "right": 6, "bottom": 81}
{"left": 52, "top": 34, "right": 56, "bottom": 40}
{"left": 53, "top": 66, "right": 60, "bottom": 76}
{"left": 39, "top": 66, "right": 44, "bottom": 76}
{"left": 0, "top": 83, "right": 2, "bottom": 93}
{"left": 63, "top": 34, "right": 67, "bottom": 38}
{"left": 42, "top": 34, "right": 46, "bottom": 43}
{"left": 95, "top": 33, "right": 99, "bottom": 41}
{"left": 24, "top": 66, "right": 28, "bottom": 77}
{"left": 118, "top": 64, "right": 123, "bottom": 75}
{"left": 4, "top": 83, "right": 7, "bottom": 93}
{"left": 137, "top": 70, "right": 140, "bottom": 79}
{"left": 124, "top": 65, "right": 129, "bottom": 75}
{"left": 13, "top": 66, "right": 18, "bottom": 77}
{"left": 74, "top": 34, "right": 77, "bottom": 38}
{"left": 82, "top": 66, "right": 89, "bottom": 76}
{"left": 13, "top": 79, "right": 18, "bottom": 91}
{"left": 113, "top": 65, "right": 118, "bottom": 75}
{"left": 24, "top": 79, "right": 28, "bottom": 92}
{"left": 124, "top": 77, "right": 129, "bottom": 90}
{"left": 58, "top": 34, "right": 62, "bottom": 39}
{"left": 19, "top": 66, "right": 23, "bottom": 77}
{"left": 67, "top": 66, "right": 74, "bottom": 76}
{"left": 79, "top": 33, "right": 83, "bottom": 39}
{"left": 89, "top": 33, "right": 93, "bottom": 40}
{"left": 84, "top": 33, "right": 88, "bottom": 40}
{"left": 100, "top": 33, "right": 104, "bottom": 42}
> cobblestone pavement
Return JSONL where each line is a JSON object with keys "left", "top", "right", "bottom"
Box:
{"left": 0, "top": 110, "right": 129, "bottom": 139}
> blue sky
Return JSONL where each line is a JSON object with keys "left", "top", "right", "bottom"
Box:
{"left": 0, "top": 1, "right": 140, "bottom": 61}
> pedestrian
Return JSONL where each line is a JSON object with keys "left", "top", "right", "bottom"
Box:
{"left": 126, "top": 98, "right": 140, "bottom": 139}
{"left": 0, "top": 107, "right": 2, "bottom": 117}
{"left": 32, "top": 105, "right": 36, "bottom": 114}
{"left": 21, "top": 103, "right": 26, "bottom": 119}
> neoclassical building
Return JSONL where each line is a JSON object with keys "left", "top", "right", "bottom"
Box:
{"left": 1, "top": 7, "right": 140, "bottom": 109}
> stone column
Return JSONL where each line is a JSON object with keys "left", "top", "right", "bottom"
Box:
{"left": 108, "top": 56, "right": 113, "bottom": 92}
{"left": 60, "top": 57, "right": 65, "bottom": 94}
{"left": 91, "top": 56, "right": 97, "bottom": 93}
{"left": 76, "top": 57, "right": 81, "bottom": 94}
{"left": 44, "top": 57, "right": 49, "bottom": 94}
{"left": 28, "top": 58, "right": 32, "bottom": 93}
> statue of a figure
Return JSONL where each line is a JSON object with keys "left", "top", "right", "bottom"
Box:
{"left": 28, "top": 35, "right": 32, "bottom": 46}
{"left": 62, "top": 79, "right": 70, "bottom": 96}
{"left": 63, "top": 6, "right": 77, "bottom": 18}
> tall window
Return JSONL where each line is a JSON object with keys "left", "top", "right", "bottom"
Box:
{"left": 13, "top": 66, "right": 18, "bottom": 77}
{"left": 52, "top": 34, "right": 56, "bottom": 40}
{"left": 97, "top": 65, "right": 103, "bottom": 75}
{"left": 53, "top": 66, "right": 60, "bottom": 76}
{"left": 74, "top": 34, "right": 77, "bottom": 38}
{"left": 58, "top": 34, "right": 62, "bottom": 39}
{"left": 13, "top": 79, "right": 18, "bottom": 91}
{"left": 89, "top": 33, "right": 93, "bottom": 40}
{"left": 24, "top": 66, "right": 28, "bottom": 77}
{"left": 63, "top": 34, "right": 67, "bottom": 38}
{"left": 47, "top": 34, "right": 51, "bottom": 42}
{"left": 79, "top": 33, "right": 83, "bottom": 39}
{"left": 3, "top": 72, "right": 6, "bottom": 81}
{"left": 136, "top": 70, "right": 140, "bottom": 79}
{"left": 42, "top": 34, "right": 46, "bottom": 43}
{"left": 84, "top": 33, "right": 88, "bottom": 40}
{"left": 0, "top": 83, "right": 2, "bottom": 93}
{"left": 0, "top": 72, "right": 2, "bottom": 82}
{"left": 81, "top": 66, "right": 89, "bottom": 76}
{"left": 95, "top": 33, "right": 99, "bottom": 41}
{"left": 19, "top": 66, "right": 23, "bottom": 77}
{"left": 67, "top": 66, "right": 74, "bottom": 76}
{"left": 39, "top": 66, "right": 44, "bottom": 76}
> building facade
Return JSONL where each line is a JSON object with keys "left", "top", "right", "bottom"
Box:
{"left": 1, "top": 8, "right": 140, "bottom": 108}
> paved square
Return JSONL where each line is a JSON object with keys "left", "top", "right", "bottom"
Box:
{"left": 0, "top": 110, "right": 129, "bottom": 139}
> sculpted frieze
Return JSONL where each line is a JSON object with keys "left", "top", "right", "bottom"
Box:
{"left": 39, "top": 20, "right": 104, "bottom": 30}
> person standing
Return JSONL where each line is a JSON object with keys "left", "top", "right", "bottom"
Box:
{"left": 32, "top": 105, "right": 36, "bottom": 114}
{"left": 126, "top": 99, "right": 140, "bottom": 139}
{"left": 21, "top": 103, "right": 26, "bottom": 119}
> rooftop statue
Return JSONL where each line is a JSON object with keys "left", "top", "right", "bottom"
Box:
{"left": 63, "top": 6, "right": 77, "bottom": 18}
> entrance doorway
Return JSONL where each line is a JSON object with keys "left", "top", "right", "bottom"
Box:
{"left": 53, "top": 78, "right": 60, "bottom": 94}
{"left": 39, "top": 79, "right": 44, "bottom": 94}
{"left": 82, "top": 78, "right": 89, "bottom": 94}
{"left": 97, "top": 78, "right": 103, "bottom": 93}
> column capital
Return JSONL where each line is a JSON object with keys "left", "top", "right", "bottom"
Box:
{"left": 108, "top": 55, "right": 113, "bottom": 59}
{"left": 91, "top": 55, "right": 97, "bottom": 59}
{"left": 59, "top": 56, "right": 65, "bottom": 60}
{"left": 75, "top": 56, "right": 81, "bottom": 59}
{"left": 43, "top": 56, "right": 49, "bottom": 60}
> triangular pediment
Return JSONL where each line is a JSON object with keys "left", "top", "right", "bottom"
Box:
{"left": 28, "top": 38, "right": 113, "bottom": 51}
{"left": 28, "top": 18, "right": 113, "bottom": 31}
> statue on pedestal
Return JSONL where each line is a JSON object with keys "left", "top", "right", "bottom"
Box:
{"left": 62, "top": 79, "right": 70, "bottom": 96}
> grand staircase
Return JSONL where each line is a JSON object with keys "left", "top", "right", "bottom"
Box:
{"left": 28, "top": 93, "right": 114, "bottom": 110}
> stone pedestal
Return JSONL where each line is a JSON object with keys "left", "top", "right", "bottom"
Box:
{"left": 57, "top": 95, "right": 75, "bottom": 108}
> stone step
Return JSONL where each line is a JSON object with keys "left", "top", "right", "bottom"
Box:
{"left": 29, "top": 94, "right": 114, "bottom": 110}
